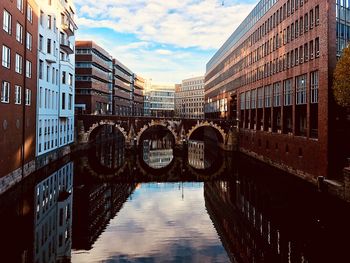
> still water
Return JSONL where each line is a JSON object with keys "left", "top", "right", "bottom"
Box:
{"left": 1, "top": 127, "right": 350, "bottom": 263}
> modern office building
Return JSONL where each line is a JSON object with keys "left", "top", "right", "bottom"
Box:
{"left": 175, "top": 76, "right": 205, "bottom": 119}
{"left": 75, "top": 41, "right": 113, "bottom": 115}
{"left": 36, "top": 0, "right": 77, "bottom": 158}
{"left": 205, "top": 0, "right": 349, "bottom": 179}
{"left": 113, "top": 58, "right": 133, "bottom": 116}
{"left": 0, "top": 0, "right": 38, "bottom": 181}
{"left": 147, "top": 84, "right": 175, "bottom": 117}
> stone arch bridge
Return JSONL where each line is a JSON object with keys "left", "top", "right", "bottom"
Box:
{"left": 76, "top": 115, "right": 238, "bottom": 151}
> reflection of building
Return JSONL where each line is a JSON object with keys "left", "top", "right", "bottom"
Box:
{"left": 146, "top": 84, "right": 175, "bottom": 117}
{"left": 75, "top": 41, "right": 113, "bottom": 115}
{"left": 175, "top": 76, "right": 204, "bottom": 119}
{"left": 188, "top": 141, "right": 205, "bottom": 169}
{"left": 34, "top": 162, "right": 74, "bottom": 263}
{"left": 143, "top": 137, "right": 174, "bottom": 169}
{"left": 94, "top": 126, "right": 125, "bottom": 169}
{"left": 72, "top": 183, "right": 135, "bottom": 250}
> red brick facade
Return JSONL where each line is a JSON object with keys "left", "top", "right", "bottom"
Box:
{"left": 0, "top": 0, "right": 38, "bottom": 179}
{"left": 205, "top": 0, "right": 342, "bottom": 180}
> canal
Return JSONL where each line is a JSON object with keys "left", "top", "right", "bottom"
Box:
{"left": 1, "top": 126, "right": 350, "bottom": 263}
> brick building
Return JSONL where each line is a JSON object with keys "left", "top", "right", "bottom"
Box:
{"left": 205, "top": 0, "right": 350, "bottom": 180}
{"left": 0, "top": 0, "right": 38, "bottom": 180}
{"left": 75, "top": 41, "right": 113, "bottom": 115}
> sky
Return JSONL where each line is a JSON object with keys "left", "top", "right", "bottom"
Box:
{"left": 75, "top": 0, "right": 258, "bottom": 84}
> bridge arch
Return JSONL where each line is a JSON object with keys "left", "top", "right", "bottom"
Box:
{"left": 187, "top": 121, "right": 226, "bottom": 143}
{"left": 136, "top": 120, "right": 178, "bottom": 146}
{"left": 86, "top": 120, "right": 128, "bottom": 143}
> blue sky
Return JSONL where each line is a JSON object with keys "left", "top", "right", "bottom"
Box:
{"left": 75, "top": 0, "right": 258, "bottom": 84}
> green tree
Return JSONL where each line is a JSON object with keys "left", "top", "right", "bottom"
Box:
{"left": 334, "top": 45, "right": 350, "bottom": 107}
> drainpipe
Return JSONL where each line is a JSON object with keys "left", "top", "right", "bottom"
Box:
{"left": 21, "top": 0, "right": 29, "bottom": 180}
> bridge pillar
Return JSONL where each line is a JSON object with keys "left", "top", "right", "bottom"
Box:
{"left": 77, "top": 120, "right": 89, "bottom": 144}
{"left": 226, "top": 127, "right": 239, "bottom": 151}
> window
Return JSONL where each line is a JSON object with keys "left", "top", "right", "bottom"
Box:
{"left": 315, "top": 37, "right": 320, "bottom": 57}
{"left": 68, "top": 73, "right": 73, "bottom": 86}
{"left": 315, "top": 5, "right": 320, "bottom": 25}
{"left": 265, "top": 85, "right": 272, "bottom": 107}
{"left": 310, "top": 71, "right": 319, "bottom": 103}
{"left": 251, "top": 89, "right": 257, "bottom": 109}
{"left": 273, "top": 82, "right": 281, "bottom": 107}
{"left": 296, "top": 74, "right": 307, "bottom": 105}
{"left": 39, "top": 35, "right": 43, "bottom": 51}
{"left": 310, "top": 9, "right": 314, "bottom": 28}
{"left": 283, "top": 79, "right": 293, "bottom": 106}
{"left": 16, "top": 23, "right": 23, "bottom": 43}
{"left": 47, "top": 38, "right": 51, "bottom": 54}
{"left": 257, "top": 87, "right": 263, "bottom": 108}
{"left": 15, "top": 85, "right": 21, "bottom": 104}
{"left": 25, "top": 89, "right": 31, "bottom": 105}
{"left": 17, "top": 0, "right": 24, "bottom": 12}
{"left": 26, "top": 60, "right": 32, "bottom": 78}
{"left": 46, "top": 66, "right": 50, "bottom": 82}
{"left": 40, "top": 11, "right": 44, "bottom": 26}
{"left": 48, "top": 15, "right": 52, "bottom": 29}
{"left": 304, "top": 13, "right": 308, "bottom": 32}
{"left": 2, "top": 45, "right": 10, "bottom": 68}
{"left": 245, "top": 91, "right": 251, "bottom": 110}
{"left": 15, "top": 54, "right": 23, "bottom": 74}
{"left": 27, "top": 5, "right": 33, "bottom": 23}
{"left": 1, "top": 81, "right": 10, "bottom": 103}
{"left": 240, "top": 93, "right": 245, "bottom": 110}
{"left": 62, "top": 71, "right": 66, "bottom": 84}
{"left": 3, "top": 10, "right": 12, "bottom": 34}
{"left": 310, "top": 40, "right": 314, "bottom": 59}
{"left": 39, "top": 60, "right": 43, "bottom": 79}
{"left": 304, "top": 43, "right": 309, "bottom": 61}
{"left": 26, "top": 32, "right": 32, "bottom": 51}
{"left": 68, "top": 94, "right": 72, "bottom": 110}
{"left": 62, "top": 93, "right": 66, "bottom": 109}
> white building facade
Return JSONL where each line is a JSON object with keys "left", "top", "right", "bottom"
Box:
{"left": 147, "top": 84, "right": 175, "bottom": 117}
{"left": 36, "top": 0, "right": 77, "bottom": 156}
{"left": 175, "top": 76, "right": 204, "bottom": 119}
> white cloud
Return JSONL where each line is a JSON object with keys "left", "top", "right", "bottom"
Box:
{"left": 75, "top": 0, "right": 256, "bottom": 50}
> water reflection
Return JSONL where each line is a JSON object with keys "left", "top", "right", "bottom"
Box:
{"left": 142, "top": 132, "right": 174, "bottom": 169}
{"left": 1, "top": 134, "right": 350, "bottom": 262}
{"left": 92, "top": 125, "right": 125, "bottom": 170}
{"left": 72, "top": 182, "right": 136, "bottom": 250}
{"left": 188, "top": 140, "right": 219, "bottom": 170}
{"left": 34, "top": 162, "right": 73, "bottom": 263}
{"left": 71, "top": 183, "right": 229, "bottom": 263}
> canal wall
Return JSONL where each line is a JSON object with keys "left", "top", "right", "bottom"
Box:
{"left": 0, "top": 145, "right": 72, "bottom": 196}
{"left": 239, "top": 147, "right": 350, "bottom": 203}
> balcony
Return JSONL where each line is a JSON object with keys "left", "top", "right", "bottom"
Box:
{"left": 62, "top": 21, "right": 74, "bottom": 37}
{"left": 115, "top": 78, "right": 131, "bottom": 91}
{"left": 114, "top": 89, "right": 131, "bottom": 100}
{"left": 60, "top": 38, "right": 74, "bottom": 54}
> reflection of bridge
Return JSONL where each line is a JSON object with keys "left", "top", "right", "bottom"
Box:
{"left": 77, "top": 149, "right": 231, "bottom": 183}
{"left": 76, "top": 115, "right": 238, "bottom": 150}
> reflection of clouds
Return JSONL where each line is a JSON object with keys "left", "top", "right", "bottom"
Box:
{"left": 72, "top": 183, "right": 228, "bottom": 263}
